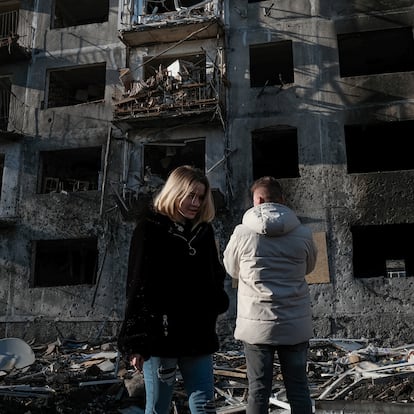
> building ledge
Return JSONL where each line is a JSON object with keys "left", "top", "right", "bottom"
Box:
{"left": 119, "top": 17, "right": 223, "bottom": 47}
{"left": 0, "top": 216, "right": 19, "bottom": 228}
{"left": 0, "top": 129, "right": 24, "bottom": 141}
{"left": 0, "top": 38, "right": 31, "bottom": 63}
{"left": 113, "top": 105, "right": 222, "bottom": 130}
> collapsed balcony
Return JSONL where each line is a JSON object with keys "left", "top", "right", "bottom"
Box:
{"left": 119, "top": 0, "right": 223, "bottom": 46}
{"left": 113, "top": 56, "right": 226, "bottom": 129}
{"left": 115, "top": 1, "right": 225, "bottom": 128}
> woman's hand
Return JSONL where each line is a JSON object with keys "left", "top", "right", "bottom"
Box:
{"left": 129, "top": 353, "right": 145, "bottom": 371}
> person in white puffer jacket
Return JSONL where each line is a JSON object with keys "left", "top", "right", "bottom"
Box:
{"left": 223, "top": 176, "right": 317, "bottom": 414}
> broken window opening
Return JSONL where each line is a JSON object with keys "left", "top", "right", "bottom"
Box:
{"left": 0, "top": 77, "right": 11, "bottom": 131}
{"left": 386, "top": 259, "right": 406, "bottom": 278}
{"left": 351, "top": 224, "right": 414, "bottom": 278}
{"left": 144, "top": 138, "right": 205, "bottom": 181}
{"left": 143, "top": 0, "right": 210, "bottom": 15}
{"left": 249, "top": 41, "right": 294, "bottom": 88}
{"left": 32, "top": 238, "right": 98, "bottom": 287}
{"left": 145, "top": 0, "right": 175, "bottom": 14}
{"left": 144, "top": 54, "right": 206, "bottom": 83}
{"left": 47, "top": 64, "right": 106, "bottom": 109}
{"left": 39, "top": 147, "right": 101, "bottom": 194}
{"left": 122, "top": 0, "right": 217, "bottom": 27}
{"left": 113, "top": 139, "right": 205, "bottom": 221}
{"left": 345, "top": 120, "right": 414, "bottom": 174}
{"left": 52, "top": 0, "right": 109, "bottom": 29}
{"left": 337, "top": 26, "right": 414, "bottom": 78}
{"left": 252, "top": 126, "right": 299, "bottom": 179}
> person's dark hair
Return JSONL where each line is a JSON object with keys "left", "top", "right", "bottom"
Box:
{"left": 251, "top": 176, "right": 284, "bottom": 203}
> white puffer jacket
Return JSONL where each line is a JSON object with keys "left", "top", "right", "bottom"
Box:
{"left": 223, "top": 202, "right": 317, "bottom": 345}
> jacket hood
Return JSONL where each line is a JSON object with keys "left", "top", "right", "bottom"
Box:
{"left": 242, "top": 202, "right": 301, "bottom": 236}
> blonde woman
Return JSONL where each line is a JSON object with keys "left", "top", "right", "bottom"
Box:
{"left": 118, "top": 165, "right": 229, "bottom": 414}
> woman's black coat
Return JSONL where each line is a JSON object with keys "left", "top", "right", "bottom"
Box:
{"left": 117, "top": 211, "right": 229, "bottom": 360}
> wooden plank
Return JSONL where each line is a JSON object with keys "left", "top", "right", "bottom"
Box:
{"left": 214, "top": 369, "right": 247, "bottom": 379}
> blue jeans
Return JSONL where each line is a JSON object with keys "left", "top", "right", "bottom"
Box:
{"left": 143, "top": 354, "right": 216, "bottom": 414}
{"left": 243, "top": 341, "right": 312, "bottom": 414}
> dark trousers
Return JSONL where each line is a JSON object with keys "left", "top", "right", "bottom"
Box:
{"left": 243, "top": 341, "right": 312, "bottom": 414}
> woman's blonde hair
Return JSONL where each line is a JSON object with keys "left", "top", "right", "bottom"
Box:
{"left": 153, "top": 165, "right": 215, "bottom": 225}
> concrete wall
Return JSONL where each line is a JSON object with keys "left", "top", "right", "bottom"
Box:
{"left": 0, "top": 0, "right": 413, "bottom": 346}
{"left": 225, "top": 0, "right": 414, "bottom": 345}
{"left": 0, "top": 0, "right": 128, "bottom": 341}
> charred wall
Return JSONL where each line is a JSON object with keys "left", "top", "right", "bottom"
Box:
{"left": 0, "top": 0, "right": 414, "bottom": 347}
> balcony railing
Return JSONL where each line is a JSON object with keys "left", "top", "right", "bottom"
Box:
{"left": 0, "top": 9, "right": 32, "bottom": 52}
{"left": 0, "top": 9, "right": 18, "bottom": 39}
{"left": 113, "top": 62, "right": 225, "bottom": 125}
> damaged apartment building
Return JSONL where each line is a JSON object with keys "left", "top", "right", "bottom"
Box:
{"left": 0, "top": 0, "right": 414, "bottom": 346}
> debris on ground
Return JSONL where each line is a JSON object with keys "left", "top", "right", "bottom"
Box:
{"left": 0, "top": 336, "right": 413, "bottom": 413}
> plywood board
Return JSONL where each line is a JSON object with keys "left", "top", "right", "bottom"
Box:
{"left": 306, "top": 231, "right": 330, "bottom": 284}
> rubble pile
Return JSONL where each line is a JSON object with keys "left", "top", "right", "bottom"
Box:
{"left": 307, "top": 339, "right": 414, "bottom": 404}
{"left": 0, "top": 336, "right": 413, "bottom": 413}
{"left": 114, "top": 60, "right": 221, "bottom": 120}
